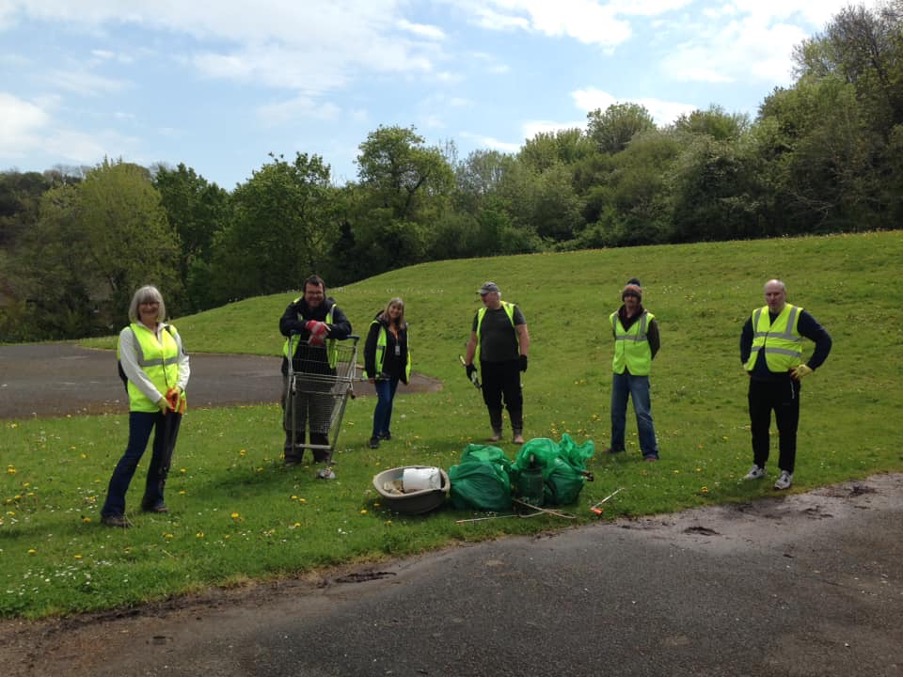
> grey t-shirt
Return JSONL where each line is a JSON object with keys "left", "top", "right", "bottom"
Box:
{"left": 472, "top": 305, "right": 525, "bottom": 362}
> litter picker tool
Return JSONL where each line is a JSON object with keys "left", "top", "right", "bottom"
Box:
{"left": 512, "top": 498, "right": 576, "bottom": 520}
{"left": 458, "top": 355, "right": 481, "bottom": 389}
{"left": 590, "top": 487, "right": 623, "bottom": 516}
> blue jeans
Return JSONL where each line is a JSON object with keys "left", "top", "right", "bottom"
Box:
{"left": 610, "top": 372, "right": 659, "bottom": 457}
{"left": 372, "top": 376, "right": 400, "bottom": 438}
{"left": 101, "top": 411, "right": 180, "bottom": 517}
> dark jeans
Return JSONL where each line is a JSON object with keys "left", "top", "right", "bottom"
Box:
{"left": 748, "top": 376, "right": 801, "bottom": 473}
{"left": 480, "top": 359, "right": 523, "bottom": 431}
{"left": 610, "top": 372, "right": 659, "bottom": 457}
{"left": 372, "top": 376, "right": 400, "bottom": 438}
{"left": 101, "top": 410, "right": 180, "bottom": 517}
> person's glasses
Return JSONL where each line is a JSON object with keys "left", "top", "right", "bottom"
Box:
{"left": 140, "top": 301, "right": 160, "bottom": 306}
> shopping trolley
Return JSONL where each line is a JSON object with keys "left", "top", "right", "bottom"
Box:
{"left": 284, "top": 333, "right": 360, "bottom": 478}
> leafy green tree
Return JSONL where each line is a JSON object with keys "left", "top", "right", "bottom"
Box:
{"left": 518, "top": 128, "right": 592, "bottom": 172}
{"left": 347, "top": 125, "right": 455, "bottom": 274}
{"left": 208, "top": 152, "right": 336, "bottom": 303}
{"left": 153, "top": 163, "right": 231, "bottom": 311}
{"left": 356, "top": 125, "right": 454, "bottom": 222}
{"left": 7, "top": 160, "right": 179, "bottom": 338}
{"left": 576, "top": 130, "right": 680, "bottom": 247}
{"left": 586, "top": 103, "right": 656, "bottom": 155}
{"left": 671, "top": 105, "right": 750, "bottom": 141}
{"left": 77, "top": 160, "right": 181, "bottom": 324}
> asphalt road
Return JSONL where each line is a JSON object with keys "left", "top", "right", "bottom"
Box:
{"left": 0, "top": 344, "right": 901, "bottom": 676}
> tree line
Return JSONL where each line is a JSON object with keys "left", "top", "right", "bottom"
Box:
{"left": 0, "top": 1, "right": 900, "bottom": 342}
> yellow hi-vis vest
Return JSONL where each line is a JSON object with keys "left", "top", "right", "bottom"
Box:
{"left": 474, "top": 301, "right": 516, "bottom": 364}
{"left": 610, "top": 310, "right": 654, "bottom": 376}
{"left": 119, "top": 322, "right": 182, "bottom": 412}
{"left": 282, "top": 302, "right": 338, "bottom": 368}
{"left": 744, "top": 304, "right": 803, "bottom": 373}
{"left": 370, "top": 321, "right": 412, "bottom": 381}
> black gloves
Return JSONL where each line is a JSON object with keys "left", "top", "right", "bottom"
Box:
{"left": 519, "top": 355, "right": 528, "bottom": 372}
{"left": 466, "top": 363, "right": 477, "bottom": 380}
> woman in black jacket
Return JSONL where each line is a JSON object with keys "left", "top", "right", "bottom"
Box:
{"left": 363, "top": 298, "right": 411, "bottom": 449}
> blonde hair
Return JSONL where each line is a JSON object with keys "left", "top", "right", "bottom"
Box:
{"left": 381, "top": 297, "right": 405, "bottom": 327}
{"left": 128, "top": 285, "right": 166, "bottom": 323}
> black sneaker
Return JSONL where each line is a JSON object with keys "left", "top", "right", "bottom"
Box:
{"left": 379, "top": 431, "right": 392, "bottom": 441}
{"left": 369, "top": 437, "right": 380, "bottom": 449}
{"left": 101, "top": 514, "right": 131, "bottom": 528}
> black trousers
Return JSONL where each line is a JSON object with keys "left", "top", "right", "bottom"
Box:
{"left": 748, "top": 376, "right": 801, "bottom": 473}
{"left": 480, "top": 359, "right": 523, "bottom": 430}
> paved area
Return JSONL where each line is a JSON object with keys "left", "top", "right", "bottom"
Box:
{"left": 0, "top": 343, "right": 439, "bottom": 419}
{"left": 0, "top": 344, "right": 900, "bottom": 676}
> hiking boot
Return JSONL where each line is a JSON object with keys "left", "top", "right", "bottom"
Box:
{"left": 101, "top": 514, "right": 131, "bottom": 528}
{"left": 369, "top": 437, "right": 380, "bottom": 449}
{"left": 774, "top": 470, "right": 793, "bottom": 490}
{"left": 141, "top": 502, "right": 169, "bottom": 514}
{"left": 744, "top": 465, "right": 765, "bottom": 480}
{"left": 379, "top": 431, "right": 392, "bottom": 441}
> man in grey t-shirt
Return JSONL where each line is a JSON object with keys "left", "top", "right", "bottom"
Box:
{"left": 463, "top": 282, "right": 531, "bottom": 444}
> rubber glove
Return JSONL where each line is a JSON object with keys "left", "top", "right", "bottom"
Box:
{"left": 519, "top": 355, "right": 528, "bottom": 373}
{"left": 791, "top": 364, "right": 813, "bottom": 381}
{"left": 306, "top": 321, "right": 329, "bottom": 346}
{"left": 166, "top": 387, "right": 186, "bottom": 414}
{"left": 156, "top": 397, "right": 172, "bottom": 414}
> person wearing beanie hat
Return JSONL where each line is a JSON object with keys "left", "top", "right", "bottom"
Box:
{"left": 463, "top": 281, "right": 531, "bottom": 444}
{"left": 605, "top": 278, "right": 661, "bottom": 460}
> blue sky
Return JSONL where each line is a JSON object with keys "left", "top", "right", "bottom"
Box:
{"left": 0, "top": 0, "right": 850, "bottom": 189}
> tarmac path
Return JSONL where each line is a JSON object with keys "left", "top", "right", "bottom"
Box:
{"left": 0, "top": 343, "right": 900, "bottom": 676}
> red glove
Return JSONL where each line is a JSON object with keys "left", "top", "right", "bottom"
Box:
{"left": 166, "top": 387, "right": 186, "bottom": 414}
{"left": 306, "top": 321, "right": 329, "bottom": 346}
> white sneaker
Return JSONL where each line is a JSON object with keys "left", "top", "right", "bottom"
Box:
{"left": 744, "top": 465, "right": 765, "bottom": 480}
{"left": 774, "top": 470, "right": 793, "bottom": 490}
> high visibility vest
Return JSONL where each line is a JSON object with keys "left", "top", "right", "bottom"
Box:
{"left": 370, "top": 320, "right": 411, "bottom": 381}
{"left": 282, "top": 302, "right": 338, "bottom": 368}
{"left": 610, "top": 310, "right": 654, "bottom": 376}
{"left": 118, "top": 322, "right": 182, "bottom": 412}
{"left": 744, "top": 304, "right": 803, "bottom": 373}
{"left": 474, "top": 301, "right": 516, "bottom": 364}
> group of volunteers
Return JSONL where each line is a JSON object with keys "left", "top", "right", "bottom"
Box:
{"left": 99, "top": 274, "right": 831, "bottom": 528}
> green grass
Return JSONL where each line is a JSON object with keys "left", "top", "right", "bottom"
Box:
{"left": 3, "top": 231, "right": 902, "bottom": 619}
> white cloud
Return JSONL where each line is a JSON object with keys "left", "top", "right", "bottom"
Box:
{"left": 571, "top": 86, "right": 696, "bottom": 126}
{"left": 397, "top": 18, "right": 446, "bottom": 41}
{"left": 257, "top": 96, "right": 342, "bottom": 126}
{"left": 0, "top": 92, "right": 50, "bottom": 155}
{"left": 460, "top": 131, "right": 520, "bottom": 153}
{"left": 42, "top": 69, "right": 130, "bottom": 95}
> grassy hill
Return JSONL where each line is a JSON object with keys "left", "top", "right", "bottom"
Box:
{"left": 5, "top": 231, "right": 902, "bottom": 619}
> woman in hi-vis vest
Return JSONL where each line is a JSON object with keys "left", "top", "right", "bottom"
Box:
{"left": 101, "top": 285, "right": 190, "bottom": 527}
{"left": 363, "top": 297, "right": 411, "bottom": 449}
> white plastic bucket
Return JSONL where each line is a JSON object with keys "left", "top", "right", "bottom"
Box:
{"left": 402, "top": 467, "right": 442, "bottom": 492}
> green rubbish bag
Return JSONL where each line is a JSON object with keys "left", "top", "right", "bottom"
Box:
{"left": 513, "top": 434, "right": 595, "bottom": 506}
{"left": 449, "top": 444, "right": 514, "bottom": 512}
